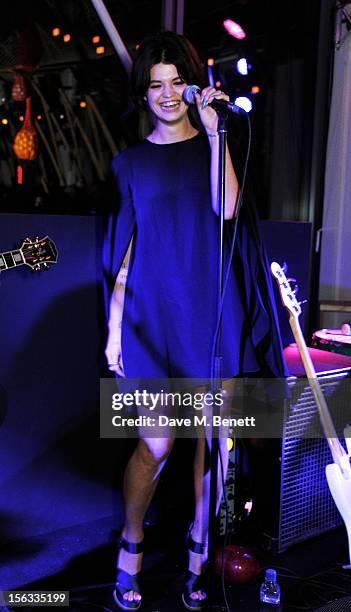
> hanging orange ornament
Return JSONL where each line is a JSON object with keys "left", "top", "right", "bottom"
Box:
{"left": 13, "top": 97, "right": 38, "bottom": 161}
{"left": 12, "top": 74, "right": 26, "bottom": 102}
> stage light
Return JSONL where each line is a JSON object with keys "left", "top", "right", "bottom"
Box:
{"left": 96, "top": 46, "right": 105, "bottom": 55}
{"left": 207, "top": 65, "right": 214, "bottom": 88}
{"left": 1, "top": 118, "right": 8, "bottom": 125}
{"left": 36, "top": 115, "right": 42, "bottom": 121}
{"left": 227, "top": 438, "right": 234, "bottom": 452}
{"left": 215, "top": 80, "right": 222, "bottom": 88}
{"left": 237, "top": 57, "right": 249, "bottom": 75}
{"left": 92, "top": 35, "right": 100, "bottom": 44}
{"left": 63, "top": 34, "right": 71, "bottom": 43}
{"left": 17, "top": 165, "right": 23, "bottom": 185}
{"left": 79, "top": 101, "right": 87, "bottom": 108}
{"left": 59, "top": 114, "right": 65, "bottom": 119}
{"left": 234, "top": 96, "right": 252, "bottom": 112}
{"left": 52, "top": 28, "right": 60, "bottom": 37}
{"left": 207, "top": 58, "right": 215, "bottom": 66}
{"left": 251, "top": 85, "right": 260, "bottom": 94}
{"left": 223, "top": 19, "right": 246, "bottom": 40}
{"left": 19, "top": 115, "right": 24, "bottom": 122}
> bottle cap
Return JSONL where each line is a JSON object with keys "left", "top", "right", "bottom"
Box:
{"left": 266, "top": 568, "right": 277, "bottom": 581}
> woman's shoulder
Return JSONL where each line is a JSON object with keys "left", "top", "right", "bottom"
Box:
{"left": 111, "top": 141, "right": 148, "bottom": 173}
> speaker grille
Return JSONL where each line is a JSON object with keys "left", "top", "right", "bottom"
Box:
{"left": 278, "top": 369, "right": 350, "bottom": 552}
{"left": 313, "top": 596, "right": 351, "bottom": 612}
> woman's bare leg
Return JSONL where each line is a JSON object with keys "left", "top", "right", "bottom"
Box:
{"left": 117, "top": 436, "right": 175, "bottom": 604}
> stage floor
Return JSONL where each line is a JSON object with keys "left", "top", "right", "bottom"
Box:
{"left": 1, "top": 516, "right": 351, "bottom": 611}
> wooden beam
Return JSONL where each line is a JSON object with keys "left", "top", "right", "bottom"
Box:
{"left": 90, "top": 0, "right": 132, "bottom": 75}
{"left": 161, "top": 0, "right": 184, "bottom": 34}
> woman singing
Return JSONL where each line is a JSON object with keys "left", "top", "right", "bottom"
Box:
{"left": 103, "top": 30, "right": 286, "bottom": 610}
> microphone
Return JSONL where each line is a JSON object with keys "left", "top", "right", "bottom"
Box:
{"left": 183, "top": 84, "right": 246, "bottom": 115}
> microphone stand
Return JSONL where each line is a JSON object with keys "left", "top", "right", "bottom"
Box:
{"left": 207, "top": 108, "right": 229, "bottom": 611}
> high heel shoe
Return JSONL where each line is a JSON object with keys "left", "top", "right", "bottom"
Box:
{"left": 113, "top": 537, "right": 143, "bottom": 611}
{"left": 182, "top": 528, "right": 208, "bottom": 611}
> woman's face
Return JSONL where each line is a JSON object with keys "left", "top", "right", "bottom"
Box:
{"left": 145, "top": 63, "right": 189, "bottom": 125}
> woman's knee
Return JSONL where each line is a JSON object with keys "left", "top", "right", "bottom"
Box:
{"left": 138, "top": 437, "right": 175, "bottom": 466}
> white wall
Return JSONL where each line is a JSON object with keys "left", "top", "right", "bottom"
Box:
{"left": 320, "top": 8, "right": 351, "bottom": 327}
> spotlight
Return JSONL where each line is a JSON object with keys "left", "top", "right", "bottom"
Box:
{"left": 215, "top": 80, "right": 222, "bottom": 88}
{"left": 36, "top": 115, "right": 42, "bottom": 121}
{"left": 227, "top": 438, "right": 234, "bottom": 452}
{"left": 92, "top": 35, "right": 100, "bottom": 44}
{"left": 96, "top": 46, "right": 105, "bottom": 55}
{"left": 1, "top": 118, "right": 8, "bottom": 125}
{"left": 236, "top": 57, "right": 249, "bottom": 76}
{"left": 52, "top": 27, "right": 60, "bottom": 37}
{"left": 19, "top": 115, "right": 24, "bottom": 122}
{"left": 251, "top": 85, "right": 260, "bottom": 94}
{"left": 234, "top": 96, "right": 252, "bottom": 112}
{"left": 63, "top": 34, "right": 71, "bottom": 43}
{"left": 223, "top": 19, "right": 246, "bottom": 40}
{"left": 79, "top": 101, "right": 87, "bottom": 108}
{"left": 207, "top": 58, "right": 215, "bottom": 66}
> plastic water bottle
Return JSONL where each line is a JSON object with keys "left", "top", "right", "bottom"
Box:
{"left": 259, "top": 568, "right": 281, "bottom": 605}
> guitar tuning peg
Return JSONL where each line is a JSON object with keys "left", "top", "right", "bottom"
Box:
{"left": 282, "top": 262, "right": 288, "bottom": 273}
{"left": 293, "top": 284, "right": 299, "bottom": 295}
{"left": 299, "top": 299, "right": 308, "bottom": 306}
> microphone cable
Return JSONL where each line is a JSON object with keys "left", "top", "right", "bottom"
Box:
{"left": 210, "top": 111, "right": 252, "bottom": 383}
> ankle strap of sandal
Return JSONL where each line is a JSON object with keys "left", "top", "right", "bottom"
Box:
{"left": 188, "top": 535, "right": 208, "bottom": 556}
{"left": 118, "top": 536, "right": 144, "bottom": 554}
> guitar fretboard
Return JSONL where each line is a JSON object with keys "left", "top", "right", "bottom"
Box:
{"left": 0, "top": 250, "right": 24, "bottom": 271}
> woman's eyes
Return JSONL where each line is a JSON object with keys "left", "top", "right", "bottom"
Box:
{"left": 149, "top": 80, "right": 185, "bottom": 89}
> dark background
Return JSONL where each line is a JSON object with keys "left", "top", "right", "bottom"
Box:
{"left": 0, "top": 0, "right": 325, "bottom": 221}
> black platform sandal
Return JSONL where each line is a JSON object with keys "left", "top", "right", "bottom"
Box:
{"left": 113, "top": 537, "right": 144, "bottom": 611}
{"left": 182, "top": 532, "right": 208, "bottom": 611}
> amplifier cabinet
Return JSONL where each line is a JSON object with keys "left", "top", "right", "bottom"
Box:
{"left": 245, "top": 368, "right": 350, "bottom": 553}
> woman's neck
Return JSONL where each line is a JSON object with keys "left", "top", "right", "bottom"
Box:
{"left": 148, "top": 119, "right": 198, "bottom": 144}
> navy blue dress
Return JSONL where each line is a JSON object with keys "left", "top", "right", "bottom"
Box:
{"left": 108, "top": 133, "right": 258, "bottom": 378}
{"left": 104, "top": 133, "right": 288, "bottom": 379}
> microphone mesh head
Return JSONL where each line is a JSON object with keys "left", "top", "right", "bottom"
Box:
{"left": 183, "top": 85, "right": 200, "bottom": 104}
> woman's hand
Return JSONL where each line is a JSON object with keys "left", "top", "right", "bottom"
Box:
{"left": 195, "top": 87, "right": 230, "bottom": 136}
{"left": 105, "top": 327, "right": 125, "bottom": 377}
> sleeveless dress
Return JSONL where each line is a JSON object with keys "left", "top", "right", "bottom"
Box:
{"left": 109, "top": 133, "right": 260, "bottom": 378}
